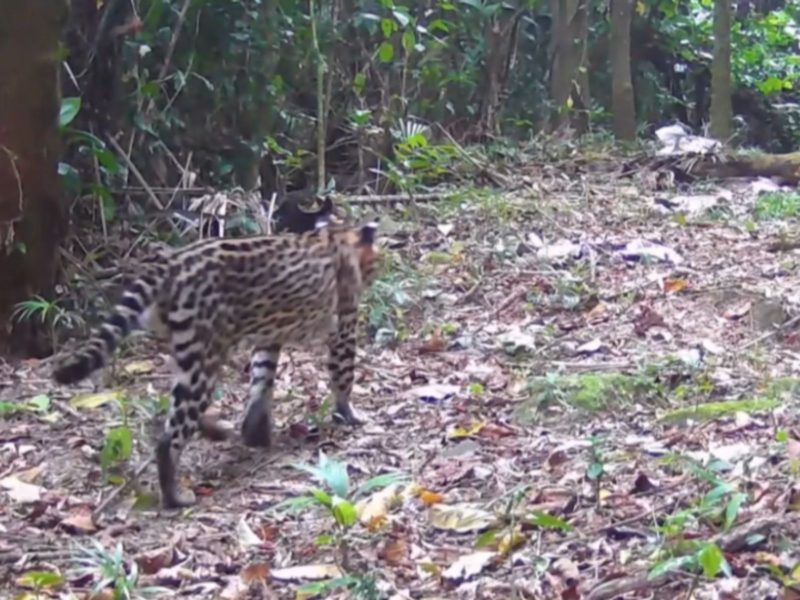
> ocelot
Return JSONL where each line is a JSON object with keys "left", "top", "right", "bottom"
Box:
{"left": 53, "top": 219, "right": 379, "bottom": 508}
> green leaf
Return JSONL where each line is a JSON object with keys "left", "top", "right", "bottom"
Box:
{"left": 378, "top": 42, "right": 395, "bottom": 63}
{"left": 698, "top": 543, "right": 724, "bottom": 578}
{"left": 17, "top": 570, "right": 64, "bottom": 588}
{"left": 58, "top": 162, "right": 81, "bottom": 194}
{"left": 318, "top": 451, "right": 350, "bottom": 497}
{"left": 724, "top": 493, "right": 746, "bottom": 530}
{"left": 0, "top": 401, "right": 21, "bottom": 416}
{"left": 100, "top": 426, "right": 133, "bottom": 471}
{"left": 648, "top": 554, "right": 696, "bottom": 579}
{"left": 392, "top": 9, "right": 410, "bottom": 27}
{"left": 381, "top": 18, "right": 394, "bottom": 38}
{"left": 310, "top": 488, "right": 333, "bottom": 508}
{"left": 271, "top": 495, "right": 316, "bottom": 514}
{"left": 27, "top": 394, "right": 51, "bottom": 412}
{"left": 474, "top": 529, "right": 498, "bottom": 548}
{"left": 355, "top": 472, "right": 406, "bottom": 497}
{"left": 402, "top": 30, "right": 416, "bottom": 52}
{"left": 314, "top": 533, "right": 335, "bottom": 546}
{"left": 587, "top": 462, "right": 603, "bottom": 480}
{"left": 331, "top": 496, "right": 358, "bottom": 527}
{"left": 353, "top": 73, "right": 366, "bottom": 95}
{"left": 527, "top": 511, "right": 573, "bottom": 532}
{"left": 59, "top": 97, "right": 81, "bottom": 128}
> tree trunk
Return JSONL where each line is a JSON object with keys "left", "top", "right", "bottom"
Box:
{"left": 0, "top": 0, "right": 69, "bottom": 356}
{"left": 610, "top": 0, "right": 636, "bottom": 140}
{"left": 548, "top": 0, "right": 591, "bottom": 134}
{"left": 710, "top": 0, "right": 733, "bottom": 140}
{"left": 479, "top": 9, "right": 522, "bottom": 137}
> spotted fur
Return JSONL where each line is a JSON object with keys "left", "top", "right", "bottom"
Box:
{"left": 53, "top": 221, "right": 379, "bottom": 508}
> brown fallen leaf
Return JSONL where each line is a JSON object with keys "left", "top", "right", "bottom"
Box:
{"left": 240, "top": 561, "right": 270, "bottom": 584}
{"left": 379, "top": 535, "right": 410, "bottom": 567}
{"left": 546, "top": 449, "right": 570, "bottom": 470}
{"left": 135, "top": 545, "right": 175, "bottom": 575}
{"left": 664, "top": 277, "right": 688, "bottom": 294}
{"left": 419, "top": 327, "right": 446, "bottom": 354}
{"left": 60, "top": 507, "right": 97, "bottom": 534}
{"left": 633, "top": 306, "right": 666, "bottom": 337}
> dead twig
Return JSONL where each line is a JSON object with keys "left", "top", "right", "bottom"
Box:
{"left": 740, "top": 312, "right": 800, "bottom": 351}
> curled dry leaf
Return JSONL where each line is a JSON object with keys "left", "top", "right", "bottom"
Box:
{"left": 442, "top": 551, "right": 498, "bottom": 583}
{"left": 237, "top": 517, "right": 263, "bottom": 548}
{"left": 429, "top": 504, "right": 498, "bottom": 533}
{"left": 69, "top": 391, "right": 123, "bottom": 409}
{"left": 123, "top": 359, "right": 156, "bottom": 374}
{"left": 270, "top": 564, "right": 343, "bottom": 582}
{"left": 1, "top": 475, "right": 43, "bottom": 504}
{"left": 356, "top": 482, "right": 404, "bottom": 525}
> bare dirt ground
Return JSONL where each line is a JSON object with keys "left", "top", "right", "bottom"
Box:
{"left": 3, "top": 159, "right": 800, "bottom": 599}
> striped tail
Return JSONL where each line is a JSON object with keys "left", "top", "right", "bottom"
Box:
{"left": 53, "top": 273, "right": 161, "bottom": 385}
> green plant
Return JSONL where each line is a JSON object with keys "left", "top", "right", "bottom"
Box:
{"left": 587, "top": 435, "right": 605, "bottom": 504}
{"left": 70, "top": 540, "right": 168, "bottom": 600}
{"left": 0, "top": 394, "right": 50, "bottom": 418}
{"left": 754, "top": 191, "right": 800, "bottom": 220}
{"left": 12, "top": 295, "right": 84, "bottom": 351}
{"left": 274, "top": 451, "right": 406, "bottom": 597}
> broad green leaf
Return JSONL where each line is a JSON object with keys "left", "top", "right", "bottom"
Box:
{"left": 27, "top": 394, "right": 50, "bottom": 412}
{"left": 402, "top": 30, "right": 416, "bottom": 52}
{"left": 59, "top": 97, "right": 81, "bottom": 128}
{"left": 474, "top": 528, "right": 498, "bottom": 548}
{"left": 378, "top": 42, "right": 394, "bottom": 63}
{"left": 310, "top": 488, "right": 333, "bottom": 508}
{"left": 698, "top": 543, "right": 724, "bottom": 578}
{"left": 648, "top": 554, "right": 695, "bottom": 579}
{"left": 331, "top": 497, "right": 358, "bottom": 527}
{"left": 724, "top": 493, "right": 746, "bottom": 530}
{"left": 381, "top": 17, "right": 394, "bottom": 38}
{"left": 318, "top": 451, "right": 349, "bottom": 497}
{"left": 527, "top": 511, "right": 573, "bottom": 532}
{"left": 100, "top": 426, "right": 133, "bottom": 471}
{"left": 17, "top": 570, "right": 64, "bottom": 588}
{"left": 392, "top": 9, "right": 410, "bottom": 27}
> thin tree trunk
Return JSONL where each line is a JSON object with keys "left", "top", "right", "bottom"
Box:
{"left": 0, "top": 0, "right": 69, "bottom": 356}
{"left": 710, "top": 0, "right": 733, "bottom": 140}
{"left": 610, "top": 0, "right": 636, "bottom": 140}
{"left": 548, "top": 0, "right": 591, "bottom": 134}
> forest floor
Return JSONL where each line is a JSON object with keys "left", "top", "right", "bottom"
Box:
{"left": 3, "top": 154, "right": 800, "bottom": 599}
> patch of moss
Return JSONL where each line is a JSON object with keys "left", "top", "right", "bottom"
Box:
{"left": 658, "top": 398, "right": 779, "bottom": 424}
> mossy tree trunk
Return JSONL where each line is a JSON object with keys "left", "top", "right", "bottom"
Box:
{"left": 548, "top": 0, "right": 591, "bottom": 134}
{"left": 610, "top": 0, "right": 636, "bottom": 140}
{"left": 710, "top": 0, "right": 733, "bottom": 140}
{"left": 0, "top": 0, "right": 69, "bottom": 356}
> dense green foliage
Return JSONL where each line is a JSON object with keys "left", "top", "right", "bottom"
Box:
{"left": 60, "top": 0, "right": 800, "bottom": 213}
